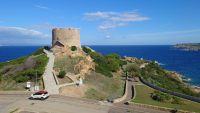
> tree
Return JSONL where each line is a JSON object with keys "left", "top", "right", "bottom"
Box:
{"left": 125, "top": 63, "right": 141, "bottom": 78}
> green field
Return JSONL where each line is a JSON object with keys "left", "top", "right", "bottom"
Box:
{"left": 132, "top": 85, "right": 200, "bottom": 112}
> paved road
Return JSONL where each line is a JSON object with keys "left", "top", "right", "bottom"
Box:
{"left": 43, "top": 50, "right": 59, "bottom": 94}
{"left": 0, "top": 94, "right": 110, "bottom": 113}
{"left": 109, "top": 77, "right": 169, "bottom": 113}
{"left": 0, "top": 94, "right": 170, "bottom": 113}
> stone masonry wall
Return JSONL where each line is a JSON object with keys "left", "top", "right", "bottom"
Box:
{"left": 52, "top": 28, "right": 81, "bottom": 48}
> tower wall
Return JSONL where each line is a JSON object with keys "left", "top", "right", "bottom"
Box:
{"left": 52, "top": 28, "right": 81, "bottom": 48}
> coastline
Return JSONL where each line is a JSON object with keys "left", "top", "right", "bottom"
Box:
{"left": 1, "top": 45, "right": 200, "bottom": 87}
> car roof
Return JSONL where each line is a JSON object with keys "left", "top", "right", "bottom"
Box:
{"left": 35, "top": 91, "right": 48, "bottom": 94}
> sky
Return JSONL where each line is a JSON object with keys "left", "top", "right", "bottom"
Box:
{"left": 0, "top": 0, "right": 200, "bottom": 46}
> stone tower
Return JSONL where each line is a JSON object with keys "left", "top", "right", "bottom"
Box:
{"left": 52, "top": 28, "right": 81, "bottom": 48}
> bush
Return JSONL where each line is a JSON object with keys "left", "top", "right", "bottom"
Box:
{"left": 151, "top": 90, "right": 172, "bottom": 102}
{"left": 125, "top": 63, "right": 141, "bottom": 77}
{"left": 82, "top": 46, "right": 92, "bottom": 54}
{"left": 172, "top": 96, "right": 184, "bottom": 105}
{"left": 14, "top": 75, "right": 29, "bottom": 83}
{"left": 32, "top": 48, "right": 44, "bottom": 55}
{"left": 71, "top": 46, "right": 77, "bottom": 51}
{"left": 58, "top": 70, "right": 66, "bottom": 78}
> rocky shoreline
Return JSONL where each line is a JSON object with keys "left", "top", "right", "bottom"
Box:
{"left": 175, "top": 43, "right": 200, "bottom": 51}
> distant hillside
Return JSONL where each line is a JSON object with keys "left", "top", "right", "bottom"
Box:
{"left": 175, "top": 43, "right": 200, "bottom": 51}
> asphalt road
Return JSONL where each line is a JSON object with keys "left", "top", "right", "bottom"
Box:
{"left": 0, "top": 94, "right": 109, "bottom": 113}
{"left": 0, "top": 94, "right": 169, "bottom": 113}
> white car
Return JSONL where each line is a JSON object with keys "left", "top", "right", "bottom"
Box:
{"left": 30, "top": 91, "right": 49, "bottom": 100}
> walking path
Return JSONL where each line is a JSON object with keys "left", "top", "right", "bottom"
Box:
{"left": 43, "top": 50, "right": 59, "bottom": 94}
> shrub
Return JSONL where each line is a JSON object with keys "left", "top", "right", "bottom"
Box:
{"left": 82, "top": 46, "right": 92, "bottom": 54}
{"left": 71, "top": 46, "right": 77, "bottom": 51}
{"left": 58, "top": 70, "right": 66, "bottom": 78}
{"left": 172, "top": 96, "right": 184, "bottom": 105}
{"left": 14, "top": 75, "right": 29, "bottom": 83}
{"left": 32, "top": 48, "right": 44, "bottom": 55}
{"left": 151, "top": 90, "right": 172, "bottom": 102}
{"left": 125, "top": 63, "right": 141, "bottom": 77}
{"left": 44, "top": 46, "right": 50, "bottom": 50}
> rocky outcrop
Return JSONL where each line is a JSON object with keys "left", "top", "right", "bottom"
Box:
{"left": 52, "top": 46, "right": 95, "bottom": 80}
{"left": 166, "top": 71, "right": 183, "bottom": 83}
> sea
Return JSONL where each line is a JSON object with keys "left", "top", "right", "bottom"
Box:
{"left": 0, "top": 45, "right": 200, "bottom": 86}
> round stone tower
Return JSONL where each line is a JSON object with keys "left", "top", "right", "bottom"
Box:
{"left": 52, "top": 28, "right": 81, "bottom": 48}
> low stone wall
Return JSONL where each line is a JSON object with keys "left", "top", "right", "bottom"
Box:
{"left": 59, "top": 82, "right": 77, "bottom": 88}
{"left": 113, "top": 79, "right": 128, "bottom": 103}
{"left": 140, "top": 77, "right": 200, "bottom": 103}
{"left": 52, "top": 71, "right": 59, "bottom": 85}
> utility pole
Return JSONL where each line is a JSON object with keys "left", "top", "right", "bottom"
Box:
{"left": 35, "top": 71, "right": 37, "bottom": 86}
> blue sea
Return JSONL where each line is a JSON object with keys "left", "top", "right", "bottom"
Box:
{"left": 0, "top": 45, "right": 200, "bottom": 86}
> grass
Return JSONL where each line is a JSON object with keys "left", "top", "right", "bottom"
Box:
{"left": 57, "top": 76, "right": 73, "bottom": 84}
{"left": 132, "top": 85, "right": 200, "bottom": 112}
{"left": 84, "top": 71, "right": 125, "bottom": 101}
{"left": 54, "top": 55, "right": 83, "bottom": 73}
{"left": 0, "top": 48, "right": 49, "bottom": 90}
{"left": 0, "top": 56, "right": 28, "bottom": 69}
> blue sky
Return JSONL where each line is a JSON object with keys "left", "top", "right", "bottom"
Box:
{"left": 0, "top": 0, "right": 200, "bottom": 45}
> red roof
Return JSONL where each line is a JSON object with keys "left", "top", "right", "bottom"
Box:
{"left": 35, "top": 90, "right": 48, "bottom": 94}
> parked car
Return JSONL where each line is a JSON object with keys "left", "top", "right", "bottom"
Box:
{"left": 30, "top": 91, "right": 49, "bottom": 100}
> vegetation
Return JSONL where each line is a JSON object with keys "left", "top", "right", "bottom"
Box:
{"left": 54, "top": 55, "right": 83, "bottom": 73}
{"left": 0, "top": 48, "right": 49, "bottom": 89}
{"left": 82, "top": 46, "right": 127, "bottom": 77}
{"left": 13, "top": 54, "right": 49, "bottom": 83}
{"left": 125, "top": 63, "right": 141, "bottom": 77}
{"left": 140, "top": 62, "right": 200, "bottom": 97}
{"left": 0, "top": 56, "right": 28, "bottom": 69}
{"left": 151, "top": 90, "right": 184, "bottom": 104}
{"left": 32, "top": 47, "right": 44, "bottom": 55}
{"left": 58, "top": 70, "right": 66, "bottom": 78}
{"left": 84, "top": 72, "right": 125, "bottom": 101}
{"left": 132, "top": 85, "right": 200, "bottom": 112}
{"left": 82, "top": 46, "right": 92, "bottom": 54}
{"left": 71, "top": 46, "right": 77, "bottom": 51}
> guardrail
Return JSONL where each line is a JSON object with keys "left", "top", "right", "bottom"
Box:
{"left": 139, "top": 77, "right": 200, "bottom": 103}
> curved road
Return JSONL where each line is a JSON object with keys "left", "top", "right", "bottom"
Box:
{"left": 109, "top": 77, "right": 168, "bottom": 113}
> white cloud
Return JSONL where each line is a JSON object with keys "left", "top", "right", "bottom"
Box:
{"left": 0, "top": 26, "right": 50, "bottom": 45}
{"left": 0, "top": 26, "right": 49, "bottom": 38}
{"left": 84, "top": 11, "right": 150, "bottom": 29}
{"left": 35, "top": 5, "right": 49, "bottom": 10}
{"left": 99, "top": 22, "right": 127, "bottom": 30}
{"left": 105, "top": 35, "right": 111, "bottom": 38}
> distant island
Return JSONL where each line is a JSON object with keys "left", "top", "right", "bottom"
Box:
{"left": 175, "top": 43, "right": 200, "bottom": 51}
